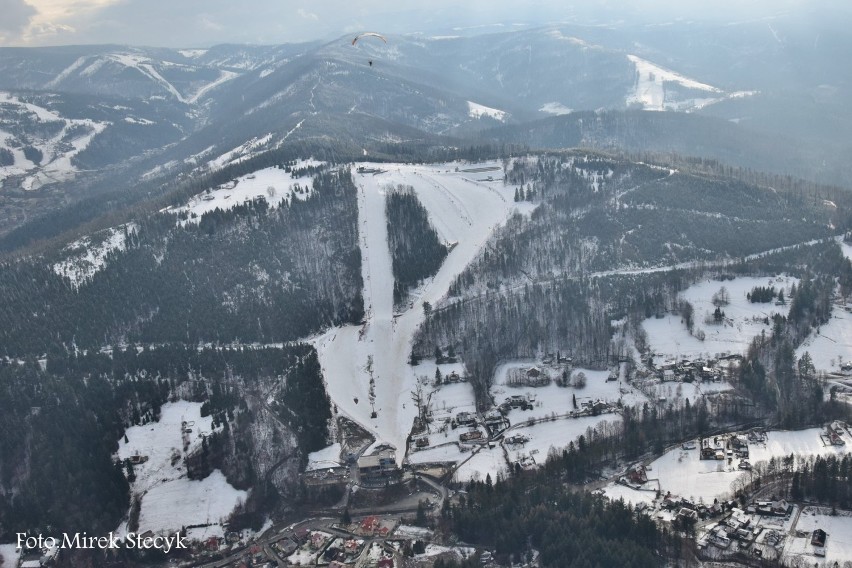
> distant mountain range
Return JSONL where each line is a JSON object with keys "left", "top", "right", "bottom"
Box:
{"left": 1, "top": 18, "right": 851, "bottom": 245}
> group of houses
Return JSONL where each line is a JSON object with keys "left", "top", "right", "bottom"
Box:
{"left": 646, "top": 354, "right": 740, "bottom": 383}
{"left": 697, "top": 433, "right": 751, "bottom": 469}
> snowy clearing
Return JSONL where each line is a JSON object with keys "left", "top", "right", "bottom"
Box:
{"left": 306, "top": 442, "right": 342, "bottom": 471}
{"left": 625, "top": 55, "right": 756, "bottom": 112}
{"left": 314, "top": 161, "right": 527, "bottom": 463}
{"left": 53, "top": 224, "right": 136, "bottom": 287}
{"left": 0, "top": 92, "right": 108, "bottom": 190}
{"left": 643, "top": 276, "right": 798, "bottom": 360}
{"left": 783, "top": 507, "right": 852, "bottom": 565}
{"left": 166, "top": 162, "right": 321, "bottom": 223}
{"left": 648, "top": 427, "right": 851, "bottom": 503}
{"left": 539, "top": 102, "right": 573, "bottom": 115}
{"left": 0, "top": 544, "right": 21, "bottom": 568}
{"left": 455, "top": 444, "right": 508, "bottom": 481}
{"left": 467, "top": 101, "right": 507, "bottom": 121}
{"left": 115, "top": 401, "right": 245, "bottom": 539}
{"left": 796, "top": 307, "right": 852, "bottom": 374}
{"left": 206, "top": 133, "right": 276, "bottom": 170}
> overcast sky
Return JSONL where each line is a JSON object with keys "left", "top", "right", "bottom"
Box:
{"left": 0, "top": 0, "right": 847, "bottom": 48}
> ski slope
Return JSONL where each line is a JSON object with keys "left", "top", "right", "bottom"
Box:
{"left": 313, "top": 162, "right": 525, "bottom": 463}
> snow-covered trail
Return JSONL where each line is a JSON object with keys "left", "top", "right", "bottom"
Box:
{"left": 313, "top": 162, "right": 524, "bottom": 462}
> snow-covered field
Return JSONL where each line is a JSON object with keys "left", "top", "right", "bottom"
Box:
{"left": 539, "top": 102, "right": 573, "bottom": 115}
{"left": 0, "top": 544, "right": 20, "bottom": 568}
{"left": 797, "top": 308, "right": 852, "bottom": 374}
{"left": 206, "top": 134, "right": 275, "bottom": 170}
{"left": 642, "top": 379, "right": 734, "bottom": 406}
{"left": 166, "top": 162, "right": 321, "bottom": 223}
{"left": 306, "top": 442, "right": 342, "bottom": 471}
{"left": 505, "top": 415, "right": 622, "bottom": 466}
{"left": 625, "top": 55, "right": 756, "bottom": 112}
{"left": 454, "top": 446, "right": 507, "bottom": 482}
{"left": 643, "top": 276, "right": 798, "bottom": 360}
{"left": 647, "top": 428, "right": 851, "bottom": 503}
{"left": 601, "top": 484, "right": 657, "bottom": 508}
{"left": 492, "top": 363, "right": 645, "bottom": 423}
{"left": 467, "top": 101, "right": 507, "bottom": 121}
{"left": 0, "top": 92, "right": 107, "bottom": 190}
{"left": 115, "top": 401, "right": 246, "bottom": 539}
{"left": 783, "top": 507, "right": 852, "bottom": 565}
{"left": 314, "top": 161, "right": 528, "bottom": 463}
{"left": 53, "top": 223, "right": 136, "bottom": 286}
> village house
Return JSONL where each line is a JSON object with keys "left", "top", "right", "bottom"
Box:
{"left": 455, "top": 411, "right": 476, "bottom": 426}
{"left": 811, "top": 528, "right": 827, "bottom": 557}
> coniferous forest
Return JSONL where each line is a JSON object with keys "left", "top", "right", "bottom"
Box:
{"left": 386, "top": 185, "right": 449, "bottom": 305}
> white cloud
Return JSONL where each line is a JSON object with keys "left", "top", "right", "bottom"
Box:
{"left": 297, "top": 8, "right": 318, "bottom": 21}
{"left": 0, "top": 0, "right": 37, "bottom": 37}
{"left": 199, "top": 13, "right": 223, "bottom": 32}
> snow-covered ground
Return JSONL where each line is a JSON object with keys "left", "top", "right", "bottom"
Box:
{"left": 415, "top": 543, "right": 477, "bottom": 561}
{"left": 306, "top": 442, "right": 342, "bottom": 471}
{"left": 0, "top": 92, "right": 108, "bottom": 190}
{"left": 796, "top": 308, "right": 852, "bottom": 374}
{"left": 625, "top": 55, "right": 756, "bottom": 112}
{"left": 647, "top": 428, "right": 851, "bottom": 503}
{"left": 53, "top": 223, "right": 136, "bottom": 286}
{"left": 115, "top": 401, "right": 246, "bottom": 539}
{"left": 492, "top": 363, "right": 645, "bottom": 423}
{"left": 505, "top": 415, "right": 622, "bottom": 467}
{"left": 314, "top": 161, "right": 527, "bottom": 463}
{"left": 539, "top": 102, "right": 573, "bottom": 115}
{"left": 642, "top": 379, "right": 734, "bottom": 406}
{"left": 205, "top": 134, "right": 276, "bottom": 170}
{"left": 783, "top": 507, "right": 852, "bottom": 565}
{"left": 454, "top": 446, "right": 507, "bottom": 482}
{"left": 0, "top": 544, "right": 20, "bottom": 568}
{"left": 601, "top": 483, "right": 657, "bottom": 508}
{"left": 165, "top": 162, "right": 321, "bottom": 223}
{"left": 467, "top": 101, "right": 507, "bottom": 121}
{"left": 643, "top": 276, "right": 798, "bottom": 360}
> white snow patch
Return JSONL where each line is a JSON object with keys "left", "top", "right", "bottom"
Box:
{"left": 207, "top": 133, "right": 275, "bottom": 170}
{"left": 454, "top": 446, "right": 506, "bottom": 482}
{"left": 626, "top": 55, "right": 755, "bottom": 112}
{"left": 602, "top": 483, "right": 658, "bottom": 507}
{"left": 0, "top": 92, "right": 108, "bottom": 190}
{"left": 179, "top": 49, "right": 208, "bottom": 58}
{"left": 783, "top": 507, "right": 852, "bottom": 565}
{"left": 53, "top": 224, "right": 136, "bottom": 287}
{"left": 649, "top": 427, "right": 851, "bottom": 503}
{"left": 124, "top": 116, "right": 155, "bottom": 125}
{"left": 306, "top": 442, "right": 342, "bottom": 471}
{"left": 188, "top": 69, "right": 239, "bottom": 104}
{"left": 539, "top": 102, "right": 573, "bottom": 115}
{"left": 642, "top": 276, "right": 798, "bottom": 360}
{"left": 415, "top": 544, "right": 477, "bottom": 561}
{"left": 0, "top": 544, "right": 21, "bottom": 568}
{"left": 168, "top": 162, "right": 321, "bottom": 223}
{"left": 137, "top": 471, "right": 246, "bottom": 537}
{"left": 115, "top": 401, "right": 245, "bottom": 538}
{"left": 797, "top": 308, "right": 852, "bottom": 374}
{"left": 467, "top": 101, "right": 507, "bottom": 121}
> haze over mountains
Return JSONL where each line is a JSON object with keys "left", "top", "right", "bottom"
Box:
{"left": 1, "top": 12, "right": 851, "bottom": 248}
{"left": 3, "top": 6, "right": 852, "bottom": 566}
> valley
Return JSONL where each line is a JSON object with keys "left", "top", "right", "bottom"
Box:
{"left": 1, "top": 8, "right": 852, "bottom": 567}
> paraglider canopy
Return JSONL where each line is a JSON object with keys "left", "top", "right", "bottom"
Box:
{"left": 351, "top": 32, "right": 387, "bottom": 45}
